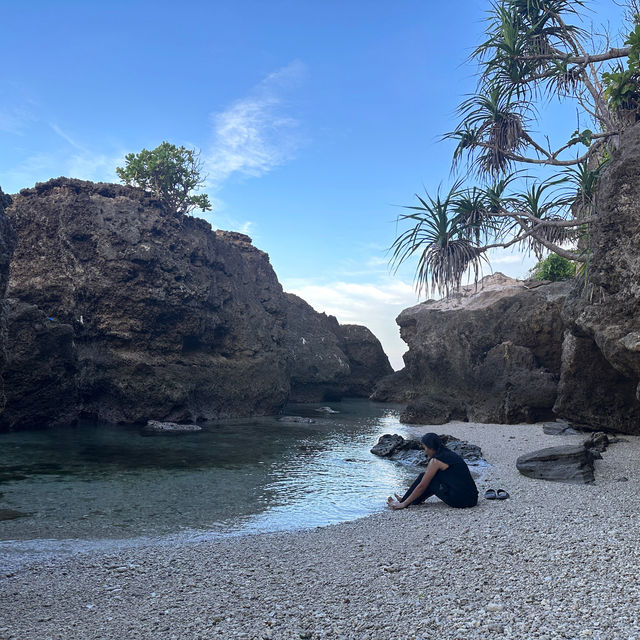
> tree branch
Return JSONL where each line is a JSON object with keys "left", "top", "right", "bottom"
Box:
{"left": 515, "top": 46, "right": 630, "bottom": 64}
{"left": 480, "top": 223, "right": 586, "bottom": 262}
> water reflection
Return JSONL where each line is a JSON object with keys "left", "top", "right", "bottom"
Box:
{"left": 0, "top": 400, "right": 416, "bottom": 566}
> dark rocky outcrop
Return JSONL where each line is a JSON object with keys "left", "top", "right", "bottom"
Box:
{"left": 374, "top": 126, "right": 640, "bottom": 435}
{"left": 373, "top": 274, "right": 570, "bottom": 424}
{"left": 0, "top": 187, "right": 15, "bottom": 419}
{"left": 283, "top": 295, "right": 393, "bottom": 402}
{"left": 336, "top": 324, "right": 394, "bottom": 396}
{"left": 3, "top": 178, "right": 391, "bottom": 428}
{"left": 516, "top": 445, "right": 597, "bottom": 484}
{"left": 0, "top": 300, "right": 79, "bottom": 430}
{"left": 553, "top": 122, "right": 640, "bottom": 434}
{"left": 371, "top": 433, "right": 485, "bottom": 467}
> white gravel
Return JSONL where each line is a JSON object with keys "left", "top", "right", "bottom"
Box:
{"left": 2, "top": 421, "right": 639, "bottom": 640}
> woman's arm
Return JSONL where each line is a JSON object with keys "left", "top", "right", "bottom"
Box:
{"left": 392, "top": 458, "right": 447, "bottom": 509}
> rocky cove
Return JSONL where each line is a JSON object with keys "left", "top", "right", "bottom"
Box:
{"left": 0, "top": 178, "right": 392, "bottom": 429}
{"left": 1, "top": 114, "right": 640, "bottom": 640}
{"left": 4, "top": 128, "right": 640, "bottom": 435}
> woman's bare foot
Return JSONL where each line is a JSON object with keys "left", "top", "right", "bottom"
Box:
{"left": 387, "top": 496, "right": 403, "bottom": 510}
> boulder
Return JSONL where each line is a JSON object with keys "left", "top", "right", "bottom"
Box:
{"left": 373, "top": 274, "right": 569, "bottom": 424}
{"left": 4, "top": 178, "right": 392, "bottom": 427}
{"left": 516, "top": 445, "right": 597, "bottom": 484}
{"left": 370, "top": 433, "right": 484, "bottom": 467}
{"left": 142, "top": 420, "right": 202, "bottom": 435}
{"left": 370, "top": 434, "right": 407, "bottom": 457}
{"left": 583, "top": 431, "right": 611, "bottom": 453}
{"left": 315, "top": 406, "right": 340, "bottom": 414}
{"left": 542, "top": 420, "right": 579, "bottom": 436}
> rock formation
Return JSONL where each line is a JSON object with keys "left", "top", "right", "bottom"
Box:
{"left": 3, "top": 178, "right": 391, "bottom": 428}
{"left": 0, "top": 187, "right": 15, "bottom": 420}
{"left": 516, "top": 445, "right": 597, "bottom": 484}
{"left": 284, "top": 292, "right": 392, "bottom": 402}
{"left": 370, "top": 433, "right": 485, "bottom": 467}
{"left": 0, "top": 300, "right": 79, "bottom": 430}
{"left": 553, "top": 122, "right": 640, "bottom": 434}
{"left": 375, "top": 124, "right": 640, "bottom": 435}
{"left": 373, "top": 274, "right": 570, "bottom": 424}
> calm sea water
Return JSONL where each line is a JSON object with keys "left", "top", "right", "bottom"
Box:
{"left": 0, "top": 400, "right": 418, "bottom": 571}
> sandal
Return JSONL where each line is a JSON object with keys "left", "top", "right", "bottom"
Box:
{"left": 484, "top": 489, "right": 497, "bottom": 500}
{"left": 496, "top": 489, "right": 510, "bottom": 500}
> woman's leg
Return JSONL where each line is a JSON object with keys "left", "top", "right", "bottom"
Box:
{"left": 400, "top": 472, "right": 437, "bottom": 505}
{"left": 431, "top": 484, "right": 478, "bottom": 508}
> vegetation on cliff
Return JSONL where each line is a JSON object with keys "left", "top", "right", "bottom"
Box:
{"left": 116, "top": 141, "right": 212, "bottom": 216}
{"left": 392, "top": 0, "right": 640, "bottom": 296}
{"left": 531, "top": 254, "right": 576, "bottom": 281}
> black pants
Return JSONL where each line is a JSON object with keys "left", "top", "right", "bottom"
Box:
{"left": 401, "top": 472, "right": 475, "bottom": 509}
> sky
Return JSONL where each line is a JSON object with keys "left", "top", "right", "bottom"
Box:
{"left": 0, "top": 0, "right": 630, "bottom": 369}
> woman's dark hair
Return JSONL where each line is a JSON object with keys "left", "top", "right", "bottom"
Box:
{"left": 421, "top": 432, "right": 442, "bottom": 451}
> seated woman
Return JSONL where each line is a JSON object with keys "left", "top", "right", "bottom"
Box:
{"left": 387, "top": 433, "right": 478, "bottom": 510}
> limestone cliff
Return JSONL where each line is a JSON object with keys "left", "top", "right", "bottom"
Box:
{"left": 372, "top": 274, "right": 570, "bottom": 424}
{"left": 0, "top": 188, "right": 15, "bottom": 418}
{"left": 553, "top": 122, "right": 640, "bottom": 434}
{"left": 0, "top": 300, "right": 79, "bottom": 430}
{"left": 375, "top": 122, "right": 640, "bottom": 434}
{"left": 4, "top": 178, "right": 391, "bottom": 427}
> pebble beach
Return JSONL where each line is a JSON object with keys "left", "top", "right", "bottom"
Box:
{"left": 2, "top": 421, "right": 640, "bottom": 640}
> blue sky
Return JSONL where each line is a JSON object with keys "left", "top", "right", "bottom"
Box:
{"left": 0, "top": 1, "right": 630, "bottom": 368}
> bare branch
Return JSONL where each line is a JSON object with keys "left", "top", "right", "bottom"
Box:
{"left": 515, "top": 46, "right": 630, "bottom": 64}
{"left": 480, "top": 223, "right": 586, "bottom": 262}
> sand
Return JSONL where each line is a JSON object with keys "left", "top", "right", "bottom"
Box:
{"left": 1, "top": 421, "right": 639, "bottom": 640}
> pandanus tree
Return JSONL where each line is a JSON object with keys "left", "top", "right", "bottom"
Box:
{"left": 392, "top": 0, "right": 640, "bottom": 296}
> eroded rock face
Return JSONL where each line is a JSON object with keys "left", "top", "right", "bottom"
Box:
{"left": 0, "top": 300, "right": 79, "bottom": 430}
{"left": 373, "top": 274, "right": 569, "bottom": 424}
{"left": 5, "top": 178, "right": 391, "bottom": 426}
{"left": 337, "top": 324, "right": 394, "bottom": 396}
{"left": 0, "top": 187, "right": 15, "bottom": 419}
{"left": 554, "top": 122, "right": 640, "bottom": 434}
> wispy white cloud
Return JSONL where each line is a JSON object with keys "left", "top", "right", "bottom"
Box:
{"left": 283, "top": 276, "right": 419, "bottom": 370}
{"left": 205, "top": 61, "right": 307, "bottom": 189}
{"left": 50, "top": 122, "right": 85, "bottom": 150}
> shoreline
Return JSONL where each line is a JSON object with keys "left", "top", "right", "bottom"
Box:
{"left": 2, "top": 421, "right": 640, "bottom": 639}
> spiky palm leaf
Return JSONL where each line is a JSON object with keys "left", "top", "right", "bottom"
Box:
{"left": 390, "top": 184, "right": 488, "bottom": 297}
{"left": 477, "top": 0, "right": 589, "bottom": 102}
{"left": 453, "top": 87, "right": 531, "bottom": 176}
{"left": 511, "top": 178, "right": 576, "bottom": 258}
{"left": 560, "top": 158, "right": 610, "bottom": 218}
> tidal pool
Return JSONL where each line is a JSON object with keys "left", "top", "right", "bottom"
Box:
{"left": 0, "top": 400, "right": 417, "bottom": 570}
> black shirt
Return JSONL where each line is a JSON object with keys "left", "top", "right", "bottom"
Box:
{"left": 433, "top": 446, "right": 478, "bottom": 508}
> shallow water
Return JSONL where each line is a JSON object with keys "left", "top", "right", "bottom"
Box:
{"left": 0, "top": 400, "right": 419, "bottom": 570}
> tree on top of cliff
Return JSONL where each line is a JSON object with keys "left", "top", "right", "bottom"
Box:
{"left": 392, "top": 0, "right": 640, "bottom": 296}
{"left": 116, "top": 142, "right": 212, "bottom": 216}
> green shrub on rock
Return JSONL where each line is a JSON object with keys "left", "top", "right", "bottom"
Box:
{"left": 532, "top": 254, "right": 576, "bottom": 282}
{"left": 116, "top": 141, "right": 212, "bottom": 216}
